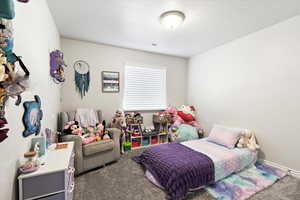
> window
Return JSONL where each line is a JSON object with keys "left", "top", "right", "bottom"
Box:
{"left": 123, "top": 65, "right": 167, "bottom": 111}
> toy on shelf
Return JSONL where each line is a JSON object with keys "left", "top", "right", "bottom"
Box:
{"left": 125, "top": 112, "right": 143, "bottom": 125}
{"left": 153, "top": 112, "right": 171, "bottom": 134}
{"left": 123, "top": 112, "right": 169, "bottom": 151}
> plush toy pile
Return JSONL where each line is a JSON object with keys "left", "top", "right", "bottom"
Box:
{"left": 164, "top": 105, "right": 204, "bottom": 142}
{"left": 63, "top": 120, "right": 110, "bottom": 145}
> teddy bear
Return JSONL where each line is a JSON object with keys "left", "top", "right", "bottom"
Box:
{"left": 237, "top": 129, "right": 260, "bottom": 151}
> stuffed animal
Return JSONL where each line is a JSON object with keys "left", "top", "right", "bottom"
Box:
{"left": 102, "top": 130, "right": 111, "bottom": 140}
{"left": 86, "top": 126, "right": 96, "bottom": 137}
{"left": 177, "top": 105, "right": 196, "bottom": 122}
{"left": 63, "top": 121, "right": 83, "bottom": 136}
{"left": 95, "top": 121, "right": 105, "bottom": 139}
{"left": 237, "top": 129, "right": 259, "bottom": 151}
{"left": 110, "top": 110, "right": 127, "bottom": 153}
{"left": 110, "top": 110, "right": 126, "bottom": 129}
{"left": 0, "top": 52, "right": 9, "bottom": 82}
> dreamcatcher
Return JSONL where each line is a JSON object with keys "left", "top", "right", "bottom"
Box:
{"left": 73, "top": 60, "right": 90, "bottom": 98}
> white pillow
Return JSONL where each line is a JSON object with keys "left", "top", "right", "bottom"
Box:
{"left": 207, "top": 125, "right": 242, "bottom": 149}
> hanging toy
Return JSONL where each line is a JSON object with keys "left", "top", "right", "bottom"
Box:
{"left": 0, "top": 18, "right": 30, "bottom": 106}
{"left": 0, "top": 118, "right": 9, "bottom": 143}
{"left": 17, "top": 0, "right": 30, "bottom": 3}
{"left": 0, "top": 0, "right": 15, "bottom": 19}
{"left": 50, "top": 50, "right": 67, "bottom": 84}
{"left": 73, "top": 60, "right": 90, "bottom": 98}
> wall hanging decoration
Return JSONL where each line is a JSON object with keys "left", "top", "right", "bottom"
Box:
{"left": 17, "top": 0, "right": 30, "bottom": 3}
{"left": 0, "top": 118, "right": 9, "bottom": 143}
{"left": 22, "top": 95, "right": 43, "bottom": 137}
{"left": 0, "top": 0, "right": 15, "bottom": 19}
{"left": 102, "top": 71, "right": 119, "bottom": 93}
{"left": 0, "top": 18, "right": 30, "bottom": 106}
{"left": 50, "top": 50, "right": 67, "bottom": 84}
{"left": 73, "top": 60, "right": 90, "bottom": 98}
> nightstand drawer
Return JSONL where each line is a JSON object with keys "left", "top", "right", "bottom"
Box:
{"left": 38, "top": 192, "right": 65, "bottom": 200}
{"left": 22, "top": 171, "right": 65, "bottom": 199}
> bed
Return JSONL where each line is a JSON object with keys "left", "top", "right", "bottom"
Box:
{"left": 133, "top": 138, "right": 257, "bottom": 200}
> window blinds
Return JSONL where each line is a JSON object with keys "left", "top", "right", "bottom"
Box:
{"left": 123, "top": 65, "right": 167, "bottom": 111}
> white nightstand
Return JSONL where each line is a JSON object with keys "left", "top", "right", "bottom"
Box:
{"left": 18, "top": 142, "right": 75, "bottom": 200}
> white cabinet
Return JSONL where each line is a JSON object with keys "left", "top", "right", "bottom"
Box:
{"left": 18, "top": 142, "right": 75, "bottom": 200}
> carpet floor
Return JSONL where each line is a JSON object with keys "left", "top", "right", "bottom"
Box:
{"left": 74, "top": 150, "right": 300, "bottom": 200}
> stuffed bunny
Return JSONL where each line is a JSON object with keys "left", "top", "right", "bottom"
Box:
{"left": 237, "top": 129, "right": 259, "bottom": 151}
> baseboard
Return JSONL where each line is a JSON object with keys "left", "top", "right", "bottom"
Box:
{"left": 259, "top": 159, "right": 300, "bottom": 178}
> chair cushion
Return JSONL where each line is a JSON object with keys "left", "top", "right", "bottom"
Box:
{"left": 83, "top": 139, "right": 114, "bottom": 156}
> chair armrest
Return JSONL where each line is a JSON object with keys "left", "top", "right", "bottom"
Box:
{"left": 60, "top": 135, "right": 83, "bottom": 174}
{"left": 61, "top": 135, "right": 82, "bottom": 148}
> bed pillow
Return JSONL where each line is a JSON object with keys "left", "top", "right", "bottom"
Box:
{"left": 173, "top": 124, "right": 199, "bottom": 142}
{"left": 207, "top": 125, "right": 242, "bottom": 149}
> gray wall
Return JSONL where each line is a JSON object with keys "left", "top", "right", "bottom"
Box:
{"left": 0, "top": 1, "right": 61, "bottom": 199}
{"left": 61, "top": 38, "right": 188, "bottom": 126}
{"left": 187, "top": 15, "right": 300, "bottom": 171}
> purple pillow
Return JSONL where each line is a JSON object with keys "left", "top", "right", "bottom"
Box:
{"left": 207, "top": 125, "right": 242, "bottom": 149}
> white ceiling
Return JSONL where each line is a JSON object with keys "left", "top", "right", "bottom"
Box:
{"left": 47, "top": 0, "right": 300, "bottom": 58}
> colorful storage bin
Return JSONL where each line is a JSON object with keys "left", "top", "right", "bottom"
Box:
{"left": 142, "top": 137, "right": 150, "bottom": 146}
{"left": 132, "top": 138, "right": 141, "bottom": 148}
{"left": 151, "top": 136, "right": 158, "bottom": 145}
{"left": 123, "top": 142, "right": 131, "bottom": 151}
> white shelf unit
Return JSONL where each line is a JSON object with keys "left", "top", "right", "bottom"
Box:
{"left": 130, "top": 132, "right": 168, "bottom": 150}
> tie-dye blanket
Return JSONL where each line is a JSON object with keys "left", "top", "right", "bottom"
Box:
{"left": 182, "top": 139, "right": 257, "bottom": 182}
{"left": 206, "top": 162, "right": 286, "bottom": 200}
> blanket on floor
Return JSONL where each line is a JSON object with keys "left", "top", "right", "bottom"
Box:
{"left": 206, "top": 162, "right": 287, "bottom": 200}
{"left": 132, "top": 142, "right": 214, "bottom": 200}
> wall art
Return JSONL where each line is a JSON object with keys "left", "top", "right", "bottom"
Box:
{"left": 23, "top": 95, "right": 43, "bottom": 137}
{"left": 102, "top": 71, "right": 119, "bottom": 93}
{"left": 50, "top": 50, "right": 67, "bottom": 84}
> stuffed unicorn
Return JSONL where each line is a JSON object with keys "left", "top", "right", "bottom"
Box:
{"left": 237, "top": 129, "right": 260, "bottom": 151}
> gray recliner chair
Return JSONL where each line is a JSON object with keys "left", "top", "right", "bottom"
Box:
{"left": 58, "top": 110, "right": 121, "bottom": 175}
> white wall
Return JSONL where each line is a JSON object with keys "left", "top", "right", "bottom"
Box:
{"left": 61, "top": 38, "right": 187, "bottom": 126}
{"left": 0, "top": 1, "right": 61, "bottom": 200}
{"left": 187, "top": 15, "right": 300, "bottom": 171}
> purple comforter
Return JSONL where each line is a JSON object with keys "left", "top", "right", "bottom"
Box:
{"left": 133, "top": 142, "right": 214, "bottom": 200}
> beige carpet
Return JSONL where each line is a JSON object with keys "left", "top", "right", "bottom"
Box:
{"left": 74, "top": 150, "right": 300, "bottom": 200}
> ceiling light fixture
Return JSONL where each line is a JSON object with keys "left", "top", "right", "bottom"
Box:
{"left": 160, "top": 10, "right": 185, "bottom": 30}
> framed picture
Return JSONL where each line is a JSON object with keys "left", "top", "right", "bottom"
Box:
{"left": 102, "top": 71, "right": 120, "bottom": 93}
